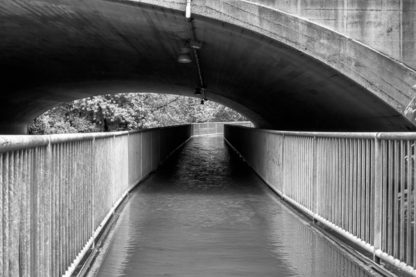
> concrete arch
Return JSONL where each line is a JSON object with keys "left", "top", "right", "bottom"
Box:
{"left": 1, "top": 0, "right": 416, "bottom": 133}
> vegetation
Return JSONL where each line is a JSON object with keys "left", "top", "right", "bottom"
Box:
{"left": 28, "top": 93, "right": 247, "bottom": 134}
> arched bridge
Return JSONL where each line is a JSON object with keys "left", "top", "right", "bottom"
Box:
{"left": 1, "top": 0, "right": 416, "bottom": 133}
{"left": 2, "top": 1, "right": 416, "bottom": 277}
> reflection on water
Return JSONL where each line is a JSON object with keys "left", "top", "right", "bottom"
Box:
{"left": 95, "top": 136, "right": 373, "bottom": 277}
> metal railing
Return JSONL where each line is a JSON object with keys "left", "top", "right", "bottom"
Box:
{"left": 224, "top": 125, "right": 416, "bottom": 276}
{"left": 0, "top": 125, "right": 191, "bottom": 277}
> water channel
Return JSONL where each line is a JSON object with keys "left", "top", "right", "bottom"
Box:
{"left": 92, "top": 136, "right": 374, "bottom": 277}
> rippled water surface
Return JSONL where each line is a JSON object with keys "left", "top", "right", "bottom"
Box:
{"left": 95, "top": 136, "right": 373, "bottom": 277}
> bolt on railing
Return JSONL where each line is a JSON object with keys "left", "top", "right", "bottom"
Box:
{"left": 224, "top": 125, "right": 416, "bottom": 276}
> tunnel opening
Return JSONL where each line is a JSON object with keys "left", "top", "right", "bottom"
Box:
{"left": 27, "top": 92, "right": 252, "bottom": 134}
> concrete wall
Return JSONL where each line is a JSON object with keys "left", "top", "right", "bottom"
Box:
{"left": 0, "top": 125, "right": 191, "bottom": 277}
{"left": 130, "top": 0, "right": 416, "bottom": 130}
{"left": 1, "top": 0, "right": 416, "bottom": 132}
{"left": 249, "top": 0, "right": 416, "bottom": 69}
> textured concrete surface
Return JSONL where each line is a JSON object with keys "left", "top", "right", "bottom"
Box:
{"left": 1, "top": 0, "right": 416, "bottom": 133}
{"left": 249, "top": 0, "right": 416, "bottom": 69}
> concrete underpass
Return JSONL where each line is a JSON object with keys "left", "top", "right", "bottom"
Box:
{"left": 2, "top": 0, "right": 416, "bottom": 276}
{"left": 89, "top": 135, "right": 376, "bottom": 277}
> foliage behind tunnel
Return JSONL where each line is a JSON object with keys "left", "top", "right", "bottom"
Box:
{"left": 28, "top": 93, "right": 248, "bottom": 134}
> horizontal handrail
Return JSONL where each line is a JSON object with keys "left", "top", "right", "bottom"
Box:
{"left": 0, "top": 124, "right": 197, "bottom": 153}
{"left": 234, "top": 125, "right": 416, "bottom": 140}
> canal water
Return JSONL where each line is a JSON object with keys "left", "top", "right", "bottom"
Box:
{"left": 92, "top": 136, "right": 374, "bottom": 277}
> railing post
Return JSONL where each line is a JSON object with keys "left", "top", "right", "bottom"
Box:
{"left": 312, "top": 136, "right": 318, "bottom": 221}
{"left": 373, "top": 134, "right": 382, "bottom": 263}
{"left": 91, "top": 137, "right": 95, "bottom": 249}
{"left": 281, "top": 134, "right": 285, "bottom": 196}
{"left": 45, "top": 139, "right": 52, "bottom": 277}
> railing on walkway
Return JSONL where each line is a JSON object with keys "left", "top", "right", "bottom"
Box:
{"left": 191, "top": 121, "right": 253, "bottom": 136}
{"left": 224, "top": 125, "right": 416, "bottom": 276}
{"left": 0, "top": 125, "right": 191, "bottom": 277}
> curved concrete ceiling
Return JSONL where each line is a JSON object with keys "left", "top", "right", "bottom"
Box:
{"left": 1, "top": 0, "right": 416, "bottom": 133}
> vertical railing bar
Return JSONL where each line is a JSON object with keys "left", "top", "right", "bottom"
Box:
{"left": 368, "top": 139, "right": 372, "bottom": 242}
{"left": 370, "top": 139, "right": 374, "bottom": 244}
{"left": 323, "top": 138, "right": 327, "bottom": 219}
{"left": 316, "top": 138, "right": 321, "bottom": 217}
{"left": 413, "top": 139, "right": 416, "bottom": 268}
{"left": 341, "top": 138, "right": 346, "bottom": 230}
{"left": 304, "top": 137, "right": 308, "bottom": 207}
{"left": 55, "top": 144, "right": 60, "bottom": 277}
{"left": 400, "top": 140, "right": 406, "bottom": 261}
{"left": 374, "top": 135, "right": 382, "bottom": 262}
{"left": 394, "top": 140, "right": 399, "bottom": 257}
{"left": 407, "top": 140, "right": 412, "bottom": 264}
{"left": 364, "top": 139, "right": 369, "bottom": 241}
{"left": 306, "top": 137, "right": 308, "bottom": 209}
{"left": 66, "top": 142, "right": 70, "bottom": 270}
{"left": 325, "top": 138, "right": 330, "bottom": 221}
{"left": 50, "top": 144, "right": 55, "bottom": 277}
{"left": 291, "top": 137, "right": 299, "bottom": 202}
{"left": 3, "top": 152, "right": 10, "bottom": 277}
{"left": 304, "top": 138, "right": 308, "bottom": 208}
{"left": 312, "top": 136, "right": 317, "bottom": 218}
{"left": 0, "top": 152, "right": 3, "bottom": 277}
{"left": 348, "top": 138, "right": 353, "bottom": 233}
{"left": 24, "top": 149, "right": 31, "bottom": 276}
{"left": 361, "top": 139, "right": 366, "bottom": 240}
{"left": 338, "top": 138, "right": 345, "bottom": 228}
{"left": 305, "top": 137, "right": 313, "bottom": 210}
{"left": 331, "top": 138, "right": 335, "bottom": 222}
{"left": 65, "top": 142, "right": 70, "bottom": 269}
{"left": 59, "top": 143, "right": 64, "bottom": 276}
{"left": 294, "top": 137, "right": 298, "bottom": 203}
{"left": 69, "top": 141, "right": 73, "bottom": 267}
{"left": 76, "top": 141, "right": 80, "bottom": 261}
{"left": 334, "top": 138, "right": 338, "bottom": 223}
{"left": 296, "top": 137, "right": 299, "bottom": 204}
{"left": 46, "top": 139, "right": 52, "bottom": 277}
{"left": 383, "top": 140, "right": 388, "bottom": 252}
{"left": 388, "top": 140, "right": 394, "bottom": 255}
{"left": 9, "top": 150, "right": 17, "bottom": 277}
{"left": 334, "top": 138, "right": 338, "bottom": 225}
{"left": 346, "top": 138, "right": 350, "bottom": 231}
{"left": 327, "top": 138, "right": 331, "bottom": 220}
{"left": 358, "top": 139, "right": 363, "bottom": 239}
{"left": 352, "top": 139, "right": 357, "bottom": 236}
{"left": 335, "top": 138, "right": 339, "bottom": 225}
{"left": 381, "top": 140, "right": 387, "bottom": 252}
{"left": 91, "top": 138, "right": 95, "bottom": 250}
{"left": 329, "top": 137, "right": 333, "bottom": 221}
{"left": 280, "top": 134, "right": 285, "bottom": 195}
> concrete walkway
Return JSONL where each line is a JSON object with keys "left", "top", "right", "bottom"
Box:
{"left": 92, "top": 136, "right": 374, "bottom": 277}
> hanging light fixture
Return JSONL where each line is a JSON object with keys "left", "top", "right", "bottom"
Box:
{"left": 177, "top": 46, "right": 192, "bottom": 63}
